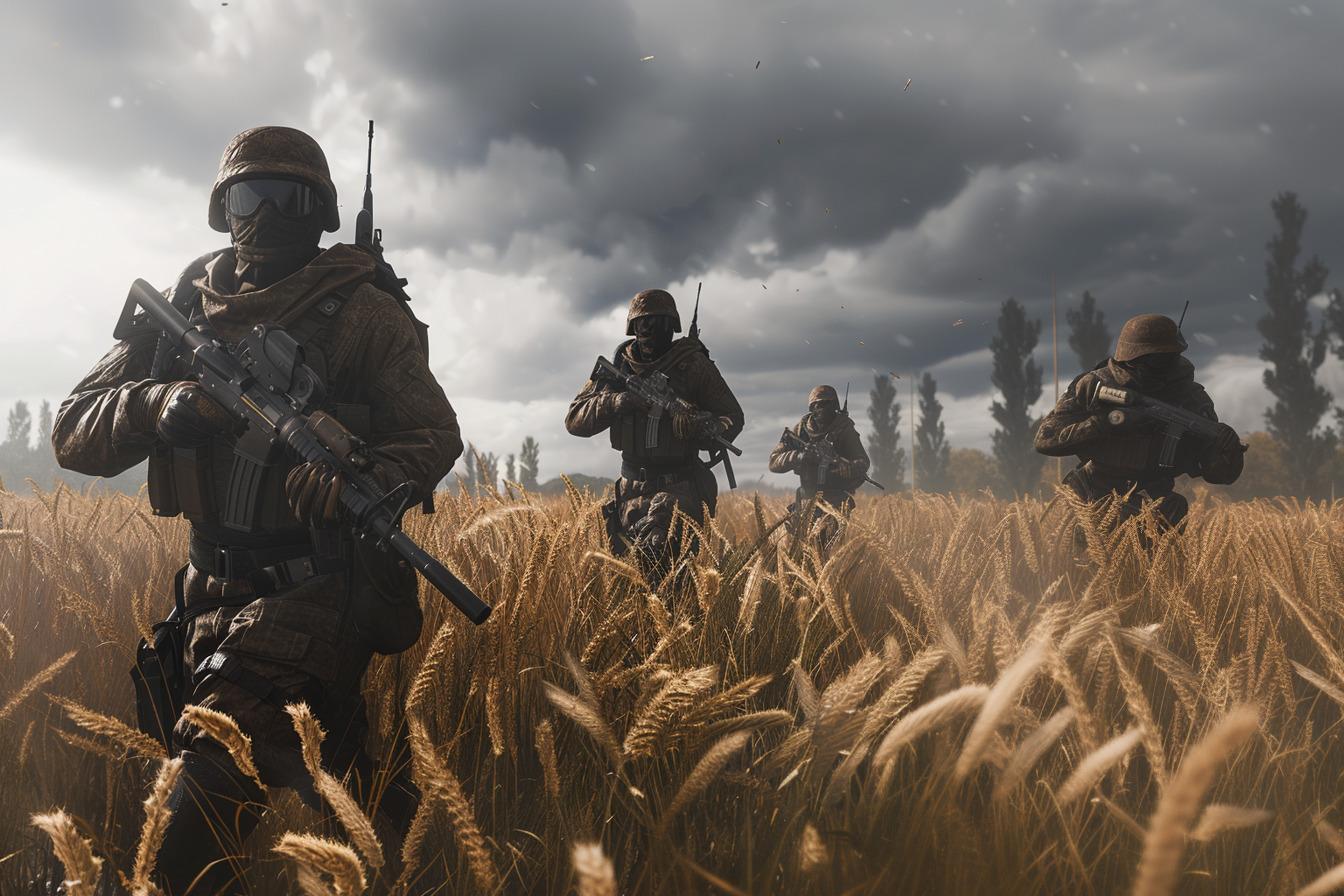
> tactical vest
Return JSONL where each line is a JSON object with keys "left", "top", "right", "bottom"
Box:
{"left": 1071, "top": 365, "right": 1206, "bottom": 479}
{"left": 606, "top": 343, "right": 698, "bottom": 466}
{"left": 144, "top": 250, "right": 420, "bottom": 535}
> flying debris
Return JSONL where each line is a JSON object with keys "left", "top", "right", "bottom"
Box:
{"left": 890, "top": 371, "right": 902, "bottom": 379}
{"left": 953, "top": 319, "right": 966, "bottom": 327}
{"left": 756, "top": 60, "right": 761, "bottom": 69}
{"left": 904, "top": 78, "right": 912, "bottom": 91}
{"left": 641, "top": 55, "right": 655, "bottom": 62}
{"left": 1249, "top": 294, "right": 1258, "bottom": 301}
{"left": 530, "top": 101, "right": 542, "bottom": 110}
{"left": 584, "top": 163, "right": 597, "bottom": 172}
{"left": 762, "top": 284, "right": 768, "bottom": 290}
{"left": 755, "top": 199, "right": 770, "bottom": 208}
{"left": 858, "top": 340, "right": 865, "bottom": 346}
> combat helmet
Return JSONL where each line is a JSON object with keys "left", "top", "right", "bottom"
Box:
{"left": 208, "top": 126, "right": 340, "bottom": 233}
{"left": 808, "top": 385, "right": 840, "bottom": 407}
{"left": 625, "top": 288, "right": 682, "bottom": 335}
{"left": 1114, "top": 313, "right": 1187, "bottom": 362}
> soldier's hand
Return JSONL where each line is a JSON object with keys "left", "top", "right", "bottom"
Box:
{"left": 671, "top": 410, "right": 699, "bottom": 441}
{"left": 155, "top": 382, "right": 236, "bottom": 448}
{"left": 831, "top": 458, "right": 852, "bottom": 479}
{"left": 285, "top": 461, "right": 346, "bottom": 527}
{"left": 609, "top": 392, "right": 643, "bottom": 416}
{"left": 1208, "top": 422, "right": 1243, "bottom": 457}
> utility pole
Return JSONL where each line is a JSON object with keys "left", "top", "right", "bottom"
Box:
{"left": 910, "top": 370, "right": 917, "bottom": 493}
{"left": 1052, "top": 275, "right": 1060, "bottom": 483}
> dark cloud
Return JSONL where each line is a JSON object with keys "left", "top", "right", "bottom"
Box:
{"left": 4, "top": 0, "right": 1344, "bottom": 483}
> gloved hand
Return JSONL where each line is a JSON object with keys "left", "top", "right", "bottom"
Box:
{"left": 154, "top": 382, "right": 236, "bottom": 448}
{"left": 608, "top": 391, "right": 643, "bottom": 416}
{"left": 672, "top": 410, "right": 700, "bottom": 441}
{"left": 1200, "top": 422, "right": 1243, "bottom": 465}
{"left": 285, "top": 461, "right": 346, "bottom": 527}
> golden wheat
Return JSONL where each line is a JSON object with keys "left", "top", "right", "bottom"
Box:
{"left": 128, "top": 756, "right": 183, "bottom": 894}
{"left": 30, "top": 810, "right": 102, "bottom": 896}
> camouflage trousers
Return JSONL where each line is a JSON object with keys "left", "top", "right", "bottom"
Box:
{"left": 1062, "top": 466, "right": 1189, "bottom": 539}
{"left": 604, "top": 461, "right": 718, "bottom": 580}
{"left": 786, "top": 489, "right": 855, "bottom": 550}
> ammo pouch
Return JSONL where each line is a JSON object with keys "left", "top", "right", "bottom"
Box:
{"left": 130, "top": 565, "right": 189, "bottom": 754}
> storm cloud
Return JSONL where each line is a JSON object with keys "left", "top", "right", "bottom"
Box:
{"left": 2, "top": 0, "right": 1342, "bottom": 484}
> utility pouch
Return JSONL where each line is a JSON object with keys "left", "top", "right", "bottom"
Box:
{"left": 130, "top": 565, "right": 189, "bottom": 754}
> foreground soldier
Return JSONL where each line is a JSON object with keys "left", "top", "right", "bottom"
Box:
{"left": 53, "top": 126, "right": 461, "bottom": 893}
{"left": 566, "top": 289, "right": 744, "bottom": 576}
{"left": 1035, "top": 313, "right": 1243, "bottom": 530}
{"left": 769, "top": 385, "right": 873, "bottom": 542}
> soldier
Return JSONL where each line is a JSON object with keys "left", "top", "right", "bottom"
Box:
{"left": 565, "top": 288, "right": 744, "bottom": 576}
{"left": 52, "top": 126, "right": 461, "bottom": 893}
{"left": 769, "top": 385, "right": 873, "bottom": 542}
{"left": 1035, "top": 313, "right": 1243, "bottom": 531}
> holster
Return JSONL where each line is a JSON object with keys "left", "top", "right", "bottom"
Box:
{"left": 130, "top": 565, "right": 190, "bottom": 754}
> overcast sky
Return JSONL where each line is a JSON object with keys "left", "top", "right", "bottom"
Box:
{"left": 3, "top": 0, "right": 1343, "bottom": 487}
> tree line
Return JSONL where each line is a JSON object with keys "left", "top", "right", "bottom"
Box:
{"left": 5, "top": 192, "right": 1342, "bottom": 500}
{"left": 864, "top": 191, "right": 1344, "bottom": 499}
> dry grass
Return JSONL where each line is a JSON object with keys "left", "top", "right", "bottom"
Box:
{"left": 3, "top": 483, "right": 1344, "bottom": 894}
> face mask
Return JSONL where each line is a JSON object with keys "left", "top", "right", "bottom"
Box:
{"left": 1126, "top": 352, "right": 1179, "bottom": 384}
{"left": 810, "top": 402, "right": 838, "bottom": 426}
{"left": 633, "top": 316, "right": 674, "bottom": 359}
{"left": 227, "top": 202, "right": 323, "bottom": 288}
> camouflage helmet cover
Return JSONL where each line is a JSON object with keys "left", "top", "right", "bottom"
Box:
{"left": 1114, "top": 313, "right": 1188, "bottom": 362}
{"left": 808, "top": 385, "right": 840, "bottom": 406}
{"left": 208, "top": 126, "right": 340, "bottom": 233}
{"left": 625, "top": 288, "right": 682, "bottom": 335}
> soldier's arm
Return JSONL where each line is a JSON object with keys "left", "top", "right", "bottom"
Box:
{"left": 52, "top": 334, "right": 176, "bottom": 477}
{"left": 363, "top": 307, "right": 463, "bottom": 503}
{"left": 839, "top": 426, "right": 871, "bottom": 476}
{"left": 564, "top": 378, "right": 622, "bottom": 437}
{"left": 768, "top": 431, "right": 802, "bottom": 473}
{"left": 686, "top": 355, "right": 745, "bottom": 441}
{"left": 1034, "top": 374, "right": 1108, "bottom": 457}
{"left": 1180, "top": 383, "right": 1244, "bottom": 485}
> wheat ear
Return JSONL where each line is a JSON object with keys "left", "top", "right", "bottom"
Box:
{"left": 1189, "top": 804, "right": 1273, "bottom": 842}
{"left": 994, "top": 707, "right": 1076, "bottom": 801}
{"left": 285, "top": 703, "right": 384, "bottom": 871}
{"left": 656, "top": 730, "right": 752, "bottom": 836}
{"left": 956, "top": 638, "right": 1049, "bottom": 781}
{"left": 572, "top": 841, "right": 618, "bottom": 896}
{"left": 1056, "top": 727, "right": 1143, "bottom": 806}
{"left": 129, "top": 756, "right": 184, "bottom": 895}
{"left": 1132, "top": 706, "right": 1260, "bottom": 896}
{"left": 51, "top": 696, "right": 166, "bottom": 760}
{"left": 1, "top": 650, "right": 77, "bottom": 720}
{"left": 180, "top": 705, "right": 264, "bottom": 791}
{"left": 31, "top": 810, "right": 102, "bottom": 896}
{"left": 273, "top": 832, "right": 366, "bottom": 896}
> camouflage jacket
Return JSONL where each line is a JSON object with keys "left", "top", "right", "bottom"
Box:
{"left": 1034, "top": 356, "right": 1242, "bottom": 486}
{"left": 769, "top": 412, "right": 871, "bottom": 494}
{"left": 565, "top": 336, "right": 744, "bottom": 468}
{"left": 52, "top": 243, "right": 463, "bottom": 539}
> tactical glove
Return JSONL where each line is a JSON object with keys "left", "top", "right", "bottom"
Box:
{"left": 154, "top": 382, "right": 236, "bottom": 448}
{"left": 672, "top": 411, "right": 699, "bottom": 441}
{"left": 285, "top": 461, "right": 346, "bottom": 527}
{"left": 1201, "top": 422, "right": 1243, "bottom": 463}
{"left": 608, "top": 391, "right": 643, "bottom": 417}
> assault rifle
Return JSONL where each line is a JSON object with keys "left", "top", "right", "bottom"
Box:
{"left": 781, "top": 428, "right": 885, "bottom": 491}
{"left": 114, "top": 278, "right": 491, "bottom": 625}
{"left": 1093, "top": 384, "right": 1245, "bottom": 471}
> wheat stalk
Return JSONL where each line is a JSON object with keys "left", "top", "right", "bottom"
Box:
{"left": 572, "top": 841, "right": 618, "bottom": 896}
{"left": 285, "top": 703, "right": 383, "bottom": 871}
{"left": 406, "top": 718, "right": 499, "bottom": 892}
{"left": 1189, "top": 803, "right": 1273, "bottom": 842}
{"left": 50, "top": 695, "right": 166, "bottom": 760}
{"left": 1, "top": 649, "right": 77, "bottom": 720}
{"left": 656, "top": 730, "right": 753, "bottom": 836}
{"left": 273, "top": 832, "right": 366, "bottom": 896}
{"left": 956, "top": 638, "right": 1049, "bottom": 781}
{"left": 872, "top": 684, "right": 990, "bottom": 768}
{"left": 994, "top": 707, "right": 1076, "bottom": 801}
{"left": 181, "top": 704, "right": 265, "bottom": 792}
{"left": 1056, "top": 727, "right": 1143, "bottom": 806}
{"left": 536, "top": 718, "right": 560, "bottom": 800}
{"left": 542, "top": 681, "right": 624, "bottom": 771}
{"left": 1132, "top": 705, "right": 1260, "bottom": 896}
{"left": 129, "top": 756, "right": 183, "bottom": 895}
{"left": 31, "top": 810, "right": 102, "bottom": 896}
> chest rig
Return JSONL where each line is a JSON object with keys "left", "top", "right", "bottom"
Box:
{"left": 606, "top": 344, "right": 695, "bottom": 465}
{"left": 145, "top": 253, "right": 365, "bottom": 534}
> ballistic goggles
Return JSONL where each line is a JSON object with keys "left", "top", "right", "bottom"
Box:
{"left": 223, "top": 178, "right": 320, "bottom": 219}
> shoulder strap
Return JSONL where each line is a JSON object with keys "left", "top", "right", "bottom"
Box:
{"left": 149, "top": 250, "right": 227, "bottom": 379}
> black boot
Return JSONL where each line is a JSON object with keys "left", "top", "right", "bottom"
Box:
{"left": 157, "top": 748, "right": 266, "bottom": 895}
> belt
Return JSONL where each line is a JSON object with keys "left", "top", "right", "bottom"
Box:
{"left": 620, "top": 461, "right": 692, "bottom": 487}
{"left": 188, "top": 534, "right": 345, "bottom": 596}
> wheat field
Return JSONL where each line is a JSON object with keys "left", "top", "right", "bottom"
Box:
{"left": 2, "top": 481, "right": 1344, "bottom": 895}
